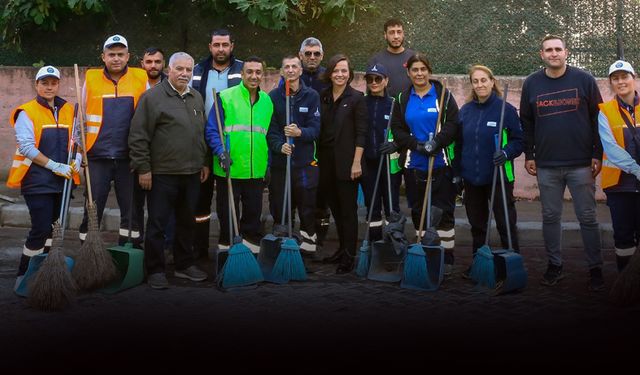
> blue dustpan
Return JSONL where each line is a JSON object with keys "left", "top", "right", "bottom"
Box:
{"left": 14, "top": 253, "right": 75, "bottom": 297}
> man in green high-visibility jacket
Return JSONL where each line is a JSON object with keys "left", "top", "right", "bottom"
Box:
{"left": 205, "top": 56, "right": 274, "bottom": 252}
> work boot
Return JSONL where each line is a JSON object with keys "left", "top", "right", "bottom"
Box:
{"left": 588, "top": 267, "right": 605, "bottom": 292}
{"left": 616, "top": 255, "right": 631, "bottom": 272}
{"left": 322, "top": 248, "right": 343, "bottom": 264}
{"left": 336, "top": 255, "right": 354, "bottom": 275}
{"left": 540, "top": 263, "right": 565, "bottom": 286}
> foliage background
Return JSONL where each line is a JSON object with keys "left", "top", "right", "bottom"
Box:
{"left": 0, "top": 0, "right": 638, "bottom": 76}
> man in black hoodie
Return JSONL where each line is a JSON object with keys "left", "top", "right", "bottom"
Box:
{"left": 267, "top": 55, "right": 321, "bottom": 255}
{"left": 520, "top": 34, "right": 604, "bottom": 291}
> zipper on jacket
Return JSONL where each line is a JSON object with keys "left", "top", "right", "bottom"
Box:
{"left": 373, "top": 98, "right": 379, "bottom": 153}
{"left": 250, "top": 100, "right": 254, "bottom": 179}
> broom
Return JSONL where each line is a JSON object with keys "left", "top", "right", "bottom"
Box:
{"left": 213, "top": 88, "right": 264, "bottom": 289}
{"left": 271, "top": 79, "right": 306, "bottom": 282}
{"left": 27, "top": 120, "right": 79, "bottom": 310}
{"left": 469, "top": 84, "right": 510, "bottom": 289}
{"left": 357, "top": 98, "right": 396, "bottom": 277}
{"left": 403, "top": 85, "right": 447, "bottom": 289}
{"left": 71, "top": 64, "right": 117, "bottom": 290}
{"left": 610, "top": 247, "right": 640, "bottom": 306}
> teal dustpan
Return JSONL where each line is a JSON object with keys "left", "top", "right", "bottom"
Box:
{"left": 99, "top": 242, "right": 144, "bottom": 294}
{"left": 15, "top": 253, "right": 75, "bottom": 297}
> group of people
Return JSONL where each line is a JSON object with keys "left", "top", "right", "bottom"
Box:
{"left": 8, "top": 18, "right": 640, "bottom": 292}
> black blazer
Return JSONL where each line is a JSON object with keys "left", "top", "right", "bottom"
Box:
{"left": 319, "top": 85, "right": 368, "bottom": 180}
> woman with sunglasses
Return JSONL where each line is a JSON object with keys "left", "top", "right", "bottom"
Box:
{"left": 362, "top": 63, "right": 400, "bottom": 242}
{"left": 385, "top": 53, "right": 460, "bottom": 276}
{"left": 457, "top": 65, "right": 523, "bottom": 278}
{"left": 317, "top": 54, "right": 368, "bottom": 274}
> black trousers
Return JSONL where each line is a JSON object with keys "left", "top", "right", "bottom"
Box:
{"left": 269, "top": 165, "right": 319, "bottom": 238}
{"left": 193, "top": 176, "right": 215, "bottom": 253}
{"left": 215, "top": 176, "right": 264, "bottom": 244}
{"left": 18, "top": 193, "right": 62, "bottom": 275}
{"left": 464, "top": 178, "right": 519, "bottom": 253}
{"left": 79, "top": 158, "right": 143, "bottom": 247}
{"left": 362, "top": 157, "right": 400, "bottom": 241}
{"left": 144, "top": 173, "right": 200, "bottom": 275}
{"left": 318, "top": 150, "right": 359, "bottom": 264}
{"left": 410, "top": 166, "right": 457, "bottom": 264}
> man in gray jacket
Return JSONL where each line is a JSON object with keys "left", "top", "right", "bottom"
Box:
{"left": 129, "top": 52, "right": 210, "bottom": 289}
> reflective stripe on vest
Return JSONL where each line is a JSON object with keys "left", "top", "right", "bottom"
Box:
{"left": 599, "top": 99, "right": 640, "bottom": 189}
{"left": 84, "top": 68, "right": 147, "bottom": 152}
{"left": 6, "top": 100, "right": 76, "bottom": 188}
{"left": 213, "top": 84, "right": 274, "bottom": 179}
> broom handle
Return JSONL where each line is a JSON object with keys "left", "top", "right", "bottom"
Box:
{"left": 212, "top": 88, "right": 239, "bottom": 238}
{"left": 417, "top": 85, "right": 446, "bottom": 242}
{"left": 385, "top": 98, "right": 396, "bottom": 213}
{"left": 283, "top": 80, "right": 292, "bottom": 236}
{"left": 73, "top": 64, "right": 94, "bottom": 205}
{"left": 484, "top": 83, "right": 509, "bottom": 247}
{"left": 59, "top": 103, "right": 79, "bottom": 237}
{"left": 497, "top": 84, "right": 513, "bottom": 249}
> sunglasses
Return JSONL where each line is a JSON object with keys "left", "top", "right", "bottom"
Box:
{"left": 366, "top": 75, "right": 384, "bottom": 84}
{"left": 304, "top": 51, "right": 322, "bottom": 57}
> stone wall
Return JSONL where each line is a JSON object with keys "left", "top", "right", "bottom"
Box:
{"left": 0, "top": 66, "right": 620, "bottom": 200}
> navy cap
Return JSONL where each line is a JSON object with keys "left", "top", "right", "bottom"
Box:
{"left": 365, "top": 63, "right": 388, "bottom": 78}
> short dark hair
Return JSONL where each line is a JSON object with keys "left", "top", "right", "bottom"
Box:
{"left": 210, "top": 28, "right": 234, "bottom": 43}
{"left": 143, "top": 47, "right": 164, "bottom": 58}
{"left": 406, "top": 53, "right": 432, "bottom": 73}
{"left": 384, "top": 18, "right": 403, "bottom": 32}
{"left": 321, "top": 53, "right": 354, "bottom": 86}
{"left": 243, "top": 55, "right": 265, "bottom": 70}
{"left": 540, "top": 34, "right": 566, "bottom": 49}
{"left": 281, "top": 54, "right": 301, "bottom": 67}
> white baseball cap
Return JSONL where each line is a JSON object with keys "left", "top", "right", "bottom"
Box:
{"left": 103, "top": 34, "right": 128, "bottom": 50}
{"left": 35, "top": 65, "right": 61, "bottom": 81}
{"left": 608, "top": 60, "right": 635, "bottom": 77}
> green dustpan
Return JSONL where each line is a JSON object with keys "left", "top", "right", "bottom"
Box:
{"left": 99, "top": 242, "right": 144, "bottom": 294}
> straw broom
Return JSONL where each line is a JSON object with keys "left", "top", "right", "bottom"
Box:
{"left": 28, "top": 222, "right": 77, "bottom": 310}
{"left": 71, "top": 64, "right": 117, "bottom": 290}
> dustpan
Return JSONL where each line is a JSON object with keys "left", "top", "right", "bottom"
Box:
{"left": 99, "top": 175, "right": 144, "bottom": 294}
{"left": 368, "top": 239, "right": 404, "bottom": 282}
{"left": 15, "top": 253, "right": 75, "bottom": 297}
{"left": 258, "top": 233, "right": 283, "bottom": 281}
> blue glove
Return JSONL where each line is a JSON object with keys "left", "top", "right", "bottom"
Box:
{"left": 218, "top": 151, "right": 232, "bottom": 172}
{"left": 493, "top": 150, "right": 508, "bottom": 166}
{"left": 416, "top": 140, "right": 439, "bottom": 156}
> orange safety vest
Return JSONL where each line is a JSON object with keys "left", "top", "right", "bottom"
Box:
{"left": 599, "top": 99, "right": 640, "bottom": 189}
{"left": 84, "top": 67, "right": 147, "bottom": 152}
{"left": 6, "top": 99, "right": 79, "bottom": 188}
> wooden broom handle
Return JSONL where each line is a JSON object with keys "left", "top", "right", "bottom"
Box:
{"left": 73, "top": 64, "right": 94, "bottom": 205}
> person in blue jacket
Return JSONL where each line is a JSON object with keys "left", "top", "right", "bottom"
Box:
{"left": 362, "top": 63, "right": 399, "bottom": 241}
{"left": 457, "top": 65, "right": 523, "bottom": 278}
{"left": 267, "top": 55, "right": 321, "bottom": 254}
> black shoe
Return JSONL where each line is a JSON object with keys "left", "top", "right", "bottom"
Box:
{"left": 336, "top": 261, "right": 354, "bottom": 275}
{"left": 541, "top": 263, "right": 565, "bottom": 286}
{"left": 322, "top": 249, "right": 343, "bottom": 264}
{"left": 461, "top": 266, "right": 472, "bottom": 280}
{"left": 588, "top": 267, "right": 605, "bottom": 291}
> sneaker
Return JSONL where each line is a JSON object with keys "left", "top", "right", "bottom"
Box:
{"left": 588, "top": 267, "right": 605, "bottom": 291}
{"left": 174, "top": 266, "right": 208, "bottom": 282}
{"left": 148, "top": 273, "right": 169, "bottom": 289}
{"left": 540, "top": 263, "right": 565, "bottom": 286}
{"left": 444, "top": 264, "right": 453, "bottom": 277}
{"left": 461, "top": 266, "right": 472, "bottom": 280}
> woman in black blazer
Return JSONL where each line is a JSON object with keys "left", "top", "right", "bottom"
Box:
{"left": 317, "top": 54, "right": 368, "bottom": 274}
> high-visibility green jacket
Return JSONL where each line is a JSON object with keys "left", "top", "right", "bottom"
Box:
{"left": 209, "top": 83, "right": 274, "bottom": 179}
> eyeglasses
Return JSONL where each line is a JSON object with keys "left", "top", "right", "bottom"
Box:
{"left": 304, "top": 51, "right": 322, "bottom": 57}
{"left": 365, "top": 75, "right": 384, "bottom": 84}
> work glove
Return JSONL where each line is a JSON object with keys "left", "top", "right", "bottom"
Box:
{"left": 45, "top": 160, "right": 72, "bottom": 179}
{"left": 218, "top": 151, "right": 232, "bottom": 173}
{"left": 71, "top": 153, "right": 83, "bottom": 174}
{"left": 452, "top": 176, "right": 464, "bottom": 195}
{"left": 379, "top": 141, "right": 398, "bottom": 155}
{"left": 493, "top": 150, "right": 508, "bottom": 166}
{"left": 416, "top": 139, "right": 439, "bottom": 156}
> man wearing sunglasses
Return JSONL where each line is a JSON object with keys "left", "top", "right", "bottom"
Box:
{"left": 299, "top": 37, "right": 328, "bottom": 95}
